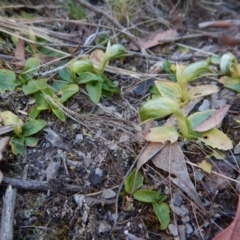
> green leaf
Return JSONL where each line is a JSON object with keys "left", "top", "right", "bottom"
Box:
{"left": 77, "top": 72, "right": 104, "bottom": 84}
{"left": 9, "top": 136, "right": 25, "bottom": 155}
{"left": 22, "top": 120, "right": 46, "bottom": 137}
{"left": 51, "top": 80, "right": 69, "bottom": 92}
{"left": 29, "top": 106, "right": 41, "bottom": 119}
{"left": 198, "top": 128, "right": 233, "bottom": 150}
{"left": 188, "top": 110, "right": 214, "bottom": 129}
{"left": 220, "top": 76, "right": 240, "bottom": 93}
{"left": 86, "top": 82, "right": 102, "bottom": 104}
{"left": 143, "top": 126, "right": 179, "bottom": 143}
{"left": 51, "top": 108, "right": 66, "bottom": 122}
{"left": 58, "top": 84, "right": 79, "bottom": 103}
{"left": 22, "top": 79, "right": 48, "bottom": 95}
{"left": 152, "top": 202, "right": 170, "bottom": 230}
{"left": 139, "top": 98, "right": 180, "bottom": 122}
{"left": 19, "top": 57, "right": 41, "bottom": 83}
{"left": 70, "top": 59, "right": 95, "bottom": 73}
{"left": 0, "top": 69, "right": 19, "bottom": 93}
{"left": 178, "top": 61, "right": 211, "bottom": 83}
{"left": 106, "top": 43, "right": 128, "bottom": 60}
{"left": 25, "top": 136, "right": 38, "bottom": 147}
{"left": 58, "top": 67, "right": 72, "bottom": 82}
{"left": 124, "top": 170, "right": 143, "bottom": 194}
{"left": 154, "top": 80, "right": 182, "bottom": 102}
{"left": 133, "top": 190, "right": 160, "bottom": 203}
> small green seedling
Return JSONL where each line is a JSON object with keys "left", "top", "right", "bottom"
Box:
{"left": 124, "top": 169, "right": 170, "bottom": 230}
{"left": 139, "top": 97, "right": 232, "bottom": 150}
{"left": 0, "top": 111, "right": 46, "bottom": 155}
{"left": 70, "top": 41, "right": 129, "bottom": 103}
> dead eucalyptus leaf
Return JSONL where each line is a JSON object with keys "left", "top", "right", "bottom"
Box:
{"left": 136, "top": 142, "right": 166, "bottom": 173}
{"left": 0, "top": 125, "right": 14, "bottom": 135}
{"left": 152, "top": 142, "right": 207, "bottom": 214}
{"left": 194, "top": 105, "right": 230, "bottom": 132}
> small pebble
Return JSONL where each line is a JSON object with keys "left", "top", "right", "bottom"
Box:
{"left": 181, "top": 216, "right": 190, "bottom": 223}
{"left": 74, "top": 134, "right": 83, "bottom": 144}
{"left": 198, "top": 99, "right": 210, "bottom": 111}
{"left": 170, "top": 204, "right": 188, "bottom": 217}
{"left": 168, "top": 224, "right": 178, "bottom": 237}
{"left": 172, "top": 194, "right": 183, "bottom": 207}
{"left": 185, "top": 223, "right": 193, "bottom": 235}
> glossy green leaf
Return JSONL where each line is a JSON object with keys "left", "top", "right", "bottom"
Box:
{"left": 10, "top": 136, "right": 24, "bottom": 155}
{"left": 86, "top": 82, "right": 102, "bottom": 103}
{"left": 22, "top": 79, "right": 48, "bottom": 95}
{"left": 198, "top": 128, "right": 233, "bottom": 150}
{"left": 133, "top": 190, "right": 160, "bottom": 203}
{"left": 70, "top": 59, "right": 95, "bottom": 73}
{"left": 51, "top": 80, "right": 69, "bottom": 92}
{"left": 106, "top": 42, "right": 128, "bottom": 60}
{"left": 22, "top": 120, "right": 46, "bottom": 137}
{"left": 143, "top": 126, "right": 179, "bottom": 143}
{"left": 0, "top": 69, "right": 19, "bottom": 93}
{"left": 152, "top": 202, "right": 170, "bottom": 230}
{"left": 51, "top": 107, "right": 66, "bottom": 122}
{"left": 154, "top": 80, "right": 182, "bottom": 102}
{"left": 188, "top": 110, "right": 214, "bottom": 129}
{"left": 24, "top": 136, "right": 38, "bottom": 147}
{"left": 139, "top": 98, "right": 177, "bottom": 122}
{"left": 178, "top": 61, "right": 211, "bottom": 83}
{"left": 77, "top": 72, "right": 104, "bottom": 84}
{"left": 58, "top": 84, "right": 79, "bottom": 103}
{"left": 124, "top": 170, "right": 143, "bottom": 194}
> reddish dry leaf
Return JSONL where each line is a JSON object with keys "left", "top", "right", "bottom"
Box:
{"left": 129, "top": 29, "right": 178, "bottom": 51}
{"left": 194, "top": 105, "right": 230, "bottom": 132}
{"left": 213, "top": 194, "right": 240, "bottom": 240}
{"left": 11, "top": 38, "right": 26, "bottom": 68}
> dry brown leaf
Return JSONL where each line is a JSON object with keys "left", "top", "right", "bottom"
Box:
{"left": 199, "top": 20, "right": 240, "bottom": 28}
{"left": 152, "top": 142, "right": 207, "bottom": 214}
{"left": 194, "top": 105, "right": 230, "bottom": 132}
{"left": 0, "top": 125, "right": 14, "bottom": 135}
{"left": 213, "top": 194, "right": 240, "bottom": 240}
{"left": 136, "top": 142, "right": 166, "bottom": 173}
{"left": 129, "top": 29, "right": 178, "bottom": 51}
{"left": 89, "top": 49, "right": 105, "bottom": 68}
{"left": 11, "top": 38, "right": 26, "bottom": 68}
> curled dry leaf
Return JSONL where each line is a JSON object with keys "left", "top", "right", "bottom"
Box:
{"left": 89, "top": 49, "right": 105, "bottom": 68}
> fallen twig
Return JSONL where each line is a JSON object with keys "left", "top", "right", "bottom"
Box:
{"left": 0, "top": 185, "right": 17, "bottom": 240}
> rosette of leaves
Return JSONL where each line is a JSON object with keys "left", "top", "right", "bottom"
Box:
{"left": 70, "top": 41, "right": 129, "bottom": 103}
{"left": 124, "top": 169, "right": 170, "bottom": 230}
{"left": 139, "top": 97, "right": 232, "bottom": 150}
{"left": 20, "top": 58, "right": 79, "bottom": 121}
{"left": 0, "top": 111, "right": 46, "bottom": 155}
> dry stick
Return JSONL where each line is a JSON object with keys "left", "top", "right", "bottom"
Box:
{"left": 76, "top": 0, "right": 145, "bottom": 53}
{"left": 0, "top": 185, "right": 17, "bottom": 240}
{"left": 2, "top": 177, "right": 82, "bottom": 192}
